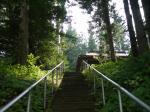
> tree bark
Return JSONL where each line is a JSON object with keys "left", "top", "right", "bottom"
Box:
{"left": 129, "top": 0, "right": 149, "bottom": 54}
{"left": 141, "top": 0, "right": 150, "bottom": 43}
{"left": 102, "top": 0, "right": 116, "bottom": 61}
{"left": 17, "top": 0, "right": 29, "bottom": 64}
{"left": 123, "top": 0, "right": 138, "bottom": 56}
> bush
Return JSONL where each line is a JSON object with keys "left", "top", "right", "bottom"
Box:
{"left": 0, "top": 54, "right": 52, "bottom": 112}
{"left": 84, "top": 52, "right": 150, "bottom": 112}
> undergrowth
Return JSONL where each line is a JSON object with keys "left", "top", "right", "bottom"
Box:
{"left": 84, "top": 52, "right": 150, "bottom": 112}
{"left": 0, "top": 54, "right": 57, "bottom": 112}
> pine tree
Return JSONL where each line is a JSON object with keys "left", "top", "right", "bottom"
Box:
{"left": 141, "top": 0, "right": 150, "bottom": 42}
{"left": 101, "top": 0, "right": 116, "bottom": 61}
{"left": 123, "top": 0, "right": 138, "bottom": 56}
{"left": 17, "top": 0, "right": 29, "bottom": 64}
{"left": 129, "top": 0, "right": 149, "bottom": 54}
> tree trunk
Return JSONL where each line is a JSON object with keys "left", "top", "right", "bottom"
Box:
{"left": 141, "top": 0, "right": 150, "bottom": 43}
{"left": 129, "top": 0, "right": 149, "bottom": 54}
{"left": 17, "top": 0, "right": 29, "bottom": 64}
{"left": 123, "top": 0, "right": 138, "bottom": 56}
{"left": 102, "top": 0, "right": 116, "bottom": 61}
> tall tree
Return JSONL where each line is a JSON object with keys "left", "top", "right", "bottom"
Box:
{"left": 65, "top": 25, "right": 88, "bottom": 70}
{"left": 17, "top": 0, "right": 29, "bottom": 64}
{"left": 129, "top": 0, "right": 149, "bottom": 54}
{"left": 112, "top": 21, "right": 130, "bottom": 52}
{"left": 141, "top": 0, "right": 150, "bottom": 42}
{"left": 88, "top": 36, "right": 97, "bottom": 52}
{"left": 0, "top": 0, "right": 67, "bottom": 65}
{"left": 0, "top": 1, "right": 20, "bottom": 58}
{"left": 76, "top": 0, "right": 116, "bottom": 61}
{"left": 123, "top": 0, "right": 138, "bottom": 56}
{"left": 101, "top": 0, "right": 116, "bottom": 61}
{"left": 88, "top": 22, "right": 97, "bottom": 52}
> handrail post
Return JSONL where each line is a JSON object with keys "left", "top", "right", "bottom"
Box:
{"left": 88, "top": 65, "right": 95, "bottom": 93}
{"left": 62, "top": 65, "right": 63, "bottom": 78}
{"left": 85, "top": 63, "right": 87, "bottom": 69}
{"left": 27, "top": 92, "right": 31, "bottom": 112}
{"left": 59, "top": 66, "right": 61, "bottom": 79}
{"left": 84, "top": 62, "right": 85, "bottom": 70}
{"left": 51, "top": 71, "right": 54, "bottom": 96}
{"left": 60, "top": 65, "right": 62, "bottom": 78}
{"left": 56, "top": 68, "right": 58, "bottom": 86}
{"left": 82, "top": 61, "right": 85, "bottom": 71}
{"left": 61, "top": 64, "right": 63, "bottom": 78}
{"left": 43, "top": 77, "right": 47, "bottom": 111}
{"left": 63, "top": 63, "right": 64, "bottom": 73}
{"left": 88, "top": 64, "right": 90, "bottom": 72}
{"left": 93, "top": 73, "right": 96, "bottom": 94}
{"left": 117, "top": 90, "right": 123, "bottom": 112}
{"left": 58, "top": 67, "right": 59, "bottom": 80}
{"left": 83, "top": 62, "right": 85, "bottom": 71}
{"left": 101, "top": 78, "right": 106, "bottom": 105}
{"left": 60, "top": 65, "right": 63, "bottom": 79}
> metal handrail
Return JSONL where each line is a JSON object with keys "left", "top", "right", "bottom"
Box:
{"left": 83, "top": 60, "right": 150, "bottom": 112}
{"left": 0, "top": 61, "right": 64, "bottom": 112}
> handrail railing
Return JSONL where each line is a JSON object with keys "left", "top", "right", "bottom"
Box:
{"left": 82, "top": 60, "right": 150, "bottom": 112}
{"left": 0, "top": 61, "right": 64, "bottom": 112}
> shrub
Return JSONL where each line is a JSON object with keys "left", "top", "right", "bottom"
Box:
{"left": 0, "top": 54, "right": 50, "bottom": 112}
{"left": 84, "top": 52, "right": 150, "bottom": 112}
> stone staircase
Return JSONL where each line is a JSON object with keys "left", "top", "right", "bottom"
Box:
{"left": 51, "top": 72, "right": 95, "bottom": 112}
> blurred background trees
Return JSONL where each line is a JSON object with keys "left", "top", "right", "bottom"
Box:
{"left": 76, "top": 0, "right": 150, "bottom": 59}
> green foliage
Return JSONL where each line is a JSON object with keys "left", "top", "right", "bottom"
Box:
{"left": 64, "top": 26, "right": 88, "bottom": 70}
{"left": 36, "top": 40, "right": 67, "bottom": 70}
{"left": 0, "top": 54, "right": 52, "bottom": 112}
{"left": 0, "top": 0, "right": 67, "bottom": 108}
{"left": 110, "top": 6, "right": 130, "bottom": 51}
{"left": 88, "top": 22, "right": 98, "bottom": 52}
{"left": 84, "top": 52, "right": 150, "bottom": 111}
{"left": 27, "top": 53, "right": 40, "bottom": 66}
{"left": 0, "top": 0, "right": 67, "bottom": 65}
{"left": 0, "top": 0, "right": 85, "bottom": 111}
{"left": 88, "top": 37, "right": 97, "bottom": 52}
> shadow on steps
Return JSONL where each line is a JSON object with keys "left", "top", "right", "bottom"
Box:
{"left": 51, "top": 72, "right": 95, "bottom": 112}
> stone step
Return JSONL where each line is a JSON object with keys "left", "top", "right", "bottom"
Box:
{"left": 51, "top": 72, "right": 95, "bottom": 112}
{"left": 53, "top": 108, "right": 94, "bottom": 112}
